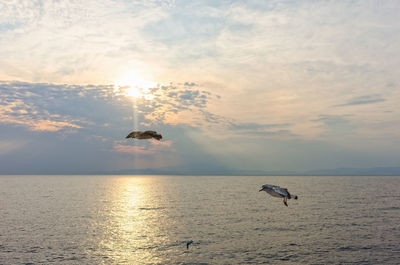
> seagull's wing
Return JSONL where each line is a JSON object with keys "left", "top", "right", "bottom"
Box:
{"left": 126, "top": 131, "right": 141, "bottom": 138}
{"left": 126, "top": 132, "right": 134, "bottom": 138}
{"left": 273, "top": 187, "right": 289, "bottom": 197}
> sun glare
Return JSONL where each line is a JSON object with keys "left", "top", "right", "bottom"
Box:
{"left": 114, "top": 74, "right": 156, "bottom": 100}
{"left": 126, "top": 86, "right": 142, "bottom": 98}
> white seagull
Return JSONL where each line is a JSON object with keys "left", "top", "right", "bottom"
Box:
{"left": 259, "top": 184, "right": 298, "bottom": 206}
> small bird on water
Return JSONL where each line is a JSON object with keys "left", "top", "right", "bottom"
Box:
{"left": 186, "top": 240, "right": 193, "bottom": 250}
{"left": 125, "top": 130, "right": 162, "bottom": 141}
{"left": 259, "top": 184, "right": 298, "bottom": 206}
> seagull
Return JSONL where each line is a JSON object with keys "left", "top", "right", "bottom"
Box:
{"left": 125, "top": 130, "right": 162, "bottom": 141}
{"left": 259, "top": 184, "right": 298, "bottom": 206}
{"left": 186, "top": 240, "right": 193, "bottom": 250}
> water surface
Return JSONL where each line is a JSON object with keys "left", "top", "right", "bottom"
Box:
{"left": 0, "top": 175, "right": 399, "bottom": 264}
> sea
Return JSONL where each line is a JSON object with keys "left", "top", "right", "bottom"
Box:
{"left": 0, "top": 175, "right": 399, "bottom": 264}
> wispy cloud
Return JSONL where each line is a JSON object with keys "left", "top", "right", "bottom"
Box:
{"left": 0, "top": 0, "right": 171, "bottom": 83}
{"left": 227, "top": 121, "right": 295, "bottom": 137}
{"left": 0, "top": 140, "right": 25, "bottom": 155}
{"left": 311, "top": 114, "right": 353, "bottom": 126}
{"left": 333, "top": 94, "right": 386, "bottom": 107}
{"left": 228, "top": 122, "right": 291, "bottom": 131}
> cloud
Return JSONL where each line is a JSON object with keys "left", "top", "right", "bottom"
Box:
{"left": 0, "top": 0, "right": 171, "bottom": 83}
{"left": 1, "top": 80, "right": 399, "bottom": 173}
{"left": 138, "top": 83, "right": 216, "bottom": 124}
{"left": 0, "top": 80, "right": 222, "bottom": 135}
{"left": 114, "top": 140, "right": 172, "bottom": 155}
{"left": 184, "top": 82, "right": 198, "bottom": 87}
{"left": 0, "top": 81, "right": 123, "bottom": 132}
{"left": 311, "top": 114, "right": 352, "bottom": 126}
{"left": 0, "top": 140, "right": 25, "bottom": 155}
{"left": 333, "top": 94, "right": 386, "bottom": 107}
{"left": 227, "top": 121, "right": 295, "bottom": 137}
{"left": 113, "top": 143, "right": 154, "bottom": 155}
{"left": 228, "top": 122, "right": 291, "bottom": 131}
{"left": 309, "top": 114, "right": 360, "bottom": 142}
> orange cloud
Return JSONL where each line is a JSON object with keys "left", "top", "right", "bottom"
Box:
{"left": 0, "top": 115, "right": 82, "bottom": 132}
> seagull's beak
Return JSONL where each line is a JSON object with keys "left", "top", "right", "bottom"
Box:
{"left": 259, "top": 188, "right": 263, "bottom": 192}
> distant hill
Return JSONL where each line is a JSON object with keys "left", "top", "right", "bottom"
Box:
{"left": 302, "top": 167, "right": 400, "bottom": 176}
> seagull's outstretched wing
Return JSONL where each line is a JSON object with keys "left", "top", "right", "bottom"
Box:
{"left": 126, "top": 130, "right": 162, "bottom": 140}
{"left": 126, "top": 131, "right": 140, "bottom": 138}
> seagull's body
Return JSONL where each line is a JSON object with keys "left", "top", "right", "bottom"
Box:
{"left": 259, "top": 184, "right": 298, "bottom": 206}
{"left": 186, "top": 240, "right": 193, "bottom": 250}
{"left": 126, "top": 130, "right": 162, "bottom": 141}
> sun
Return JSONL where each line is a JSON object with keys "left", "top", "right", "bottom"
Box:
{"left": 125, "top": 86, "right": 142, "bottom": 98}
{"left": 114, "top": 74, "right": 156, "bottom": 99}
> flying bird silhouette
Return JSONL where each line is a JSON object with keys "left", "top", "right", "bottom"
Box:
{"left": 186, "top": 240, "right": 193, "bottom": 250}
{"left": 125, "top": 130, "right": 162, "bottom": 141}
{"left": 259, "top": 184, "right": 298, "bottom": 206}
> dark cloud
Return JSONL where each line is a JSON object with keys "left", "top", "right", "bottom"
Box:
{"left": 333, "top": 94, "right": 386, "bottom": 107}
{"left": 184, "top": 82, "right": 198, "bottom": 87}
{"left": 0, "top": 81, "right": 134, "bottom": 135}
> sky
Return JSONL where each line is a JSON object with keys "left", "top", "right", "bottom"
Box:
{"left": 1, "top": 0, "right": 400, "bottom": 173}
